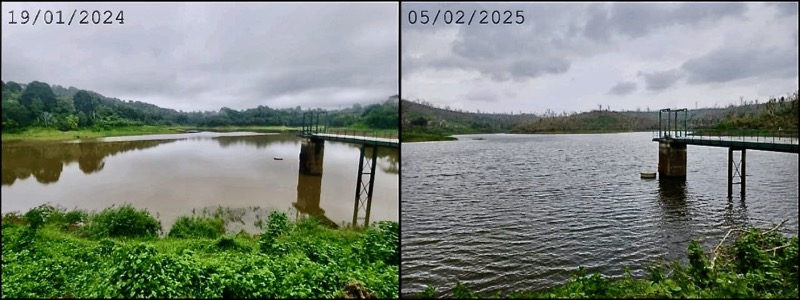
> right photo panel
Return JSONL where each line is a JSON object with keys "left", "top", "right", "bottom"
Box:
{"left": 400, "top": 2, "right": 799, "bottom": 298}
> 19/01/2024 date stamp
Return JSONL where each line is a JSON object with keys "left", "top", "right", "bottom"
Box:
{"left": 7, "top": 10, "right": 124, "bottom": 25}
{"left": 407, "top": 9, "right": 524, "bottom": 25}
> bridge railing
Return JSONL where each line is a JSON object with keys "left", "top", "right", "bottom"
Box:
{"left": 323, "top": 128, "right": 398, "bottom": 140}
{"left": 654, "top": 129, "right": 799, "bottom": 145}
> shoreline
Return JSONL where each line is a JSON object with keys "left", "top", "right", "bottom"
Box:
{"left": 1, "top": 125, "right": 397, "bottom": 142}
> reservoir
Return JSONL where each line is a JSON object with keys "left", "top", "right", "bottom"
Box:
{"left": 401, "top": 132, "right": 798, "bottom": 296}
{"left": 1, "top": 132, "right": 399, "bottom": 233}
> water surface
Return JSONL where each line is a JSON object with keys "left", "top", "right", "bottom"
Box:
{"left": 401, "top": 132, "right": 798, "bottom": 296}
{"left": 2, "top": 132, "right": 398, "bottom": 233}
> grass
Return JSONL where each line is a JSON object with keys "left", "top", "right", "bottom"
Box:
{"left": 0, "top": 125, "right": 303, "bottom": 141}
{"left": 0, "top": 125, "right": 401, "bottom": 142}
{"left": 2, "top": 204, "right": 399, "bottom": 298}
{"left": 511, "top": 129, "right": 648, "bottom": 134}
{"left": 401, "top": 132, "right": 458, "bottom": 143}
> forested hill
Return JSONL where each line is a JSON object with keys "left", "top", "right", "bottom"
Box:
{"left": 402, "top": 91, "right": 799, "bottom": 135}
{"left": 1, "top": 80, "right": 399, "bottom": 132}
{"left": 401, "top": 99, "right": 537, "bottom": 134}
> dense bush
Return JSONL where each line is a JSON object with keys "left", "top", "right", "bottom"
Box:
{"left": 361, "top": 221, "right": 399, "bottom": 266}
{"left": 259, "top": 210, "right": 291, "bottom": 254}
{"left": 63, "top": 210, "right": 88, "bottom": 225}
{"left": 213, "top": 235, "right": 252, "bottom": 253}
{"left": 167, "top": 216, "right": 225, "bottom": 239}
{"left": 84, "top": 204, "right": 161, "bottom": 239}
{"left": 2, "top": 205, "right": 399, "bottom": 298}
{"left": 23, "top": 204, "right": 65, "bottom": 230}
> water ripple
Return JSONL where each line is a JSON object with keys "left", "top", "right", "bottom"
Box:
{"left": 401, "top": 132, "right": 798, "bottom": 296}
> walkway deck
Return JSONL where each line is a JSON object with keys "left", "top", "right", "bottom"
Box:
{"left": 308, "top": 133, "right": 399, "bottom": 148}
{"left": 653, "top": 132, "right": 799, "bottom": 153}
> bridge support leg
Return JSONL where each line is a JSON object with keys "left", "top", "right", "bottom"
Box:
{"left": 658, "top": 141, "right": 687, "bottom": 177}
{"left": 727, "top": 148, "right": 746, "bottom": 198}
{"left": 299, "top": 138, "right": 324, "bottom": 175}
{"left": 728, "top": 148, "right": 733, "bottom": 197}
{"left": 352, "top": 144, "right": 378, "bottom": 228}
{"left": 741, "top": 149, "right": 746, "bottom": 198}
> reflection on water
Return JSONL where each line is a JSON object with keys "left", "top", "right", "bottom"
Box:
{"left": 2, "top": 140, "right": 175, "bottom": 185}
{"left": 345, "top": 143, "right": 399, "bottom": 174}
{"left": 1, "top": 132, "right": 398, "bottom": 233}
{"left": 295, "top": 173, "right": 339, "bottom": 227}
{"left": 657, "top": 177, "right": 689, "bottom": 220}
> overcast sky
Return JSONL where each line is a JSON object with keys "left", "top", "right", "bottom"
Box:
{"left": 402, "top": 2, "right": 799, "bottom": 114}
{"left": 1, "top": 2, "right": 398, "bottom": 112}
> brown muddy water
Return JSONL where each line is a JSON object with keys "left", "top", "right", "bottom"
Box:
{"left": 1, "top": 132, "right": 398, "bottom": 234}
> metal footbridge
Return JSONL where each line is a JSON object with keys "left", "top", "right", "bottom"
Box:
{"left": 652, "top": 108, "right": 798, "bottom": 199}
{"left": 295, "top": 111, "right": 398, "bottom": 228}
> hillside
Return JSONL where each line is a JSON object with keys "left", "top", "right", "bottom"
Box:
{"left": 1, "top": 80, "right": 398, "bottom": 133}
{"left": 511, "top": 110, "right": 659, "bottom": 133}
{"left": 401, "top": 99, "right": 536, "bottom": 134}
{"left": 401, "top": 91, "right": 798, "bottom": 138}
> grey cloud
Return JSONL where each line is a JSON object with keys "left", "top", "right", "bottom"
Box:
{"left": 403, "top": 2, "right": 748, "bottom": 84}
{"left": 463, "top": 88, "right": 499, "bottom": 103}
{"left": 605, "top": 2, "right": 746, "bottom": 39}
{"left": 401, "top": 2, "right": 796, "bottom": 114}
{"left": 1, "top": 3, "right": 398, "bottom": 111}
{"left": 608, "top": 81, "right": 637, "bottom": 95}
{"left": 765, "top": 2, "right": 798, "bottom": 17}
{"left": 682, "top": 45, "right": 798, "bottom": 84}
{"left": 583, "top": 4, "right": 612, "bottom": 42}
{"left": 639, "top": 69, "right": 684, "bottom": 91}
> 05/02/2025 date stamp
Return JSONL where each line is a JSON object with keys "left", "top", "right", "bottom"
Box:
{"left": 7, "top": 10, "right": 124, "bottom": 25}
{"left": 407, "top": 10, "right": 524, "bottom": 25}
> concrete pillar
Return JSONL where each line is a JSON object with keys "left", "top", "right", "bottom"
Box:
{"left": 299, "top": 138, "right": 324, "bottom": 175}
{"left": 658, "top": 141, "right": 687, "bottom": 177}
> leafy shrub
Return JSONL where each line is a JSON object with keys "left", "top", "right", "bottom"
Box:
{"left": 2, "top": 206, "right": 398, "bottom": 299}
{"left": 168, "top": 216, "right": 225, "bottom": 239}
{"left": 84, "top": 204, "right": 161, "bottom": 239}
{"left": 360, "top": 221, "right": 399, "bottom": 265}
{"left": 2, "top": 212, "right": 25, "bottom": 230}
{"left": 63, "top": 210, "right": 88, "bottom": 225}
{"left": 23, "top": 204, "right": 65, "bottom": 230}
{"left": 259, "top": 211, "right": 290, "bottom": 254}
{"left": 213, "top": 236, "right": 252, "bottom": 253}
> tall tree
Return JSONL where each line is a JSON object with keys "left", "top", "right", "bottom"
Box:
{"left": 2, "top": 81, "right": 22, "bottom": 94}
{"left": 72, "top": 90, "right": 98, "bottom": 117}
{"left": 21, "top": 81, "right": 57, "bottom": 113}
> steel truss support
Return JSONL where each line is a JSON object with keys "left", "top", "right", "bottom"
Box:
{"left": 727, "top": 148, "right": 746, "bottom": 198}
{"left": 352, "top": 144, "right": 378, "bottom": 227}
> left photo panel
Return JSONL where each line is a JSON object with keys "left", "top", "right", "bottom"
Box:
{"left": 1, "top": 2, "right": 399, "bottom": 298}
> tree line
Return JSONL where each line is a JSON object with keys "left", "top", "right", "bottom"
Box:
{"left": 1, "top": 81, "right": 399, "bottom": 132}
{"left": 401, "top": 91, "right": 798, "bottom": 135}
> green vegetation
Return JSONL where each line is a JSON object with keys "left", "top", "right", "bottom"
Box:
{"left": 2, "top": 204, "right": 399, "bottom": 298}
{"left": 401, "top": 99, "right": 533, "bottom": 138}
{"left": 401, "top": 91, "right": 799, "bottom": 138}
{"left": 511, "top": 110, "right": 658, "bottom": 134}
{"left": 708, "top": 92, "right": 798, "bottom": 131}
{"left": 401, "top": 132, "right": 458, "bottom": 143}
{"left": 168, "top": 216, "right": 225, "bottom": 239}
{"left": 83, "top": 204, "right": 162, "bottom": 239}
{"left": 418, "top": 223, "right": 797, "bottom": 298}
{"left": 2, "top": 80, "right": 398, "bottom": 139}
